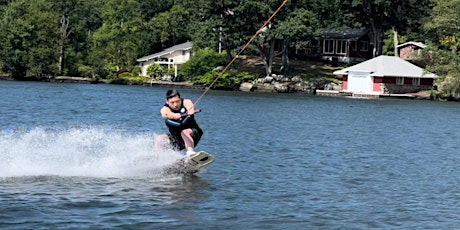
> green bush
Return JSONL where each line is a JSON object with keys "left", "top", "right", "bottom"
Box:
{"left": 178, "top": 48, "right": 227, "bottom": 81}
{"left": 194, "top": 71, "right": 256, "bottom": 90}
{"left": 111, "top": 72, "right": 149, "bottom": 85}
{"left": 131, "top": 66, "right": 141, "bottom": 76}
{"left": 147, "top": 63, "right": 165, "bottom": 79}
{"left": 103, "top": 63, "right": 119, "bottom": 80}
{"left": 77, "top": 65, "right": 94, "bottom": 78}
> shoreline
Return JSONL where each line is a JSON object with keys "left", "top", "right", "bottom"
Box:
{"left": 0, "top": 77, "right": 454, "bottom": 102}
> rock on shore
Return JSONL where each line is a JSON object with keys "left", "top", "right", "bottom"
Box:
{"left": 240, "top": 74, "right": 341, "bottom": 94}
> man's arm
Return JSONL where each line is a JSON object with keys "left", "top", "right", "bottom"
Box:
{"left": 160, "top": 107, "right": 181, "bottom": 120}
{"left": 183, "top": 99, "right": 196, "bottom": 115}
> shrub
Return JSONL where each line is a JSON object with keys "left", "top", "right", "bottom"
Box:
{"left": 111, "top": 72, "right": 149, "bottom": 85}
{"left": 147, "top": 63, "right": 165, "bottom": 79}
{"left": 178, "top": 48, "right": 227, "bottom": 81}
{"left": 194, "top": 71, "right": 256, "bottom": 90}
{"left": 131, "top": 66, "right": 141, "bottom": 76}
{"left": 77, "top": 65, "right": 94, "bottom": 78}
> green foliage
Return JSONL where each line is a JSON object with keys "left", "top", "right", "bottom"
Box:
{"left": 166, "top": 68, "right": 176, "bottom": 78}
{"left": 423, "top": 46, "right": 460, "bottom": 99}
{"left": 131, "top": 66, "right": 141, "bottom": 76}
{"left": 103, "top": 63, "right": 119, "bottom": 80}
{"left": 111, "top": 72, "right": 149, "bottom": 85}
{"left": 90, "top": 0, "right": 147, "bottom": 74}
{"left": 146, "top": 63, "right": 165, "bottom": 79}
{"left": 421, "top": 0, "right": 460, "bottom": 99}
{"left": 147, "top": 4, "right": 191, "bottom": 45}
{"left": 0, "top": 0, "right": 457, "bottom": 99}
{"left": 277, "top": 8, "right": 320, "bottom": 38}
{"left": 382, "top": 30, "right": 408, "bottom": 56}
{"left": 77, "top": 65, "right": 94, "bottom": 78}
{"left": 178, "top": 48, "right": 227, "bottom": 81}
{"left": 0, "top": 0, "right": 60, "bottom": 78}
{"left": 424, "top": 0, "right": 460, "bottom": 53}
{"left": 194, "top": 71, "right": 256, "bottom": 90}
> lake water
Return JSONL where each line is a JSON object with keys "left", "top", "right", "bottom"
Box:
{"left": 0, "top": 81, "right": 459, "bottom": 229}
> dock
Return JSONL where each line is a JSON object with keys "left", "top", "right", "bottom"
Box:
{"left": 316, "top": 90, "right": 419, "bottom": 99}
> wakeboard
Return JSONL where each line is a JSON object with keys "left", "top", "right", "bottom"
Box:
{"left": 162, "top": 151, "right": 215, "bottom": 175}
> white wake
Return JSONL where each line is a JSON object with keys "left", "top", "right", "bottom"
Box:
{"left": 0, "top": 127, "right": 182, "bottom": 178}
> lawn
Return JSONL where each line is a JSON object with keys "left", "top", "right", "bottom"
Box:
{"left": 233, "top": 55, "right": 344, "bottom": 79}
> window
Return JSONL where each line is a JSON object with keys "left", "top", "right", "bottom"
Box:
{"left": 336, "top": 40, "right": 347, "bottom": 54}
{"left": 323, "top": 39, "right": 334, "bottom": 54}
{"left": 359, "top": 41, "right": 369, "bottom": 51}
{"left": 351, "top": 41, "right": 357, "bottom": 51}
{"left": 412, "top": 78, "right": 420, "bottom": 85}
{"left": 396, "top": 77, "right": 404, "bottom": 85}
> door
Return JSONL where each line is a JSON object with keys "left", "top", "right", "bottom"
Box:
{"left": 348, "top": 72, "right": 371, "bottom": 93}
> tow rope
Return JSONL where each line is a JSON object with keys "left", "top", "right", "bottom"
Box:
{"left": 193, "top": 0, "right": 289, "bottom": 106}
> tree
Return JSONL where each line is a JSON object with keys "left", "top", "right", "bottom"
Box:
{"left": 341, "top": 0, "right": 431, "bottom": 57}
{"left": 202, "top": 0, "right": 293, "bottom": 77}
{"left": 147, "top": 4, "right": 191, "bottom": 48}
{"left": 89, "top": 0, "right": 146, "bottom": 78}
{"left": 423, "top": 0, "right": 460, "bottom": 100}
{"left": 275, "top": 8, "right": 320, "bottom": 76}
{"left": 382, "top": 30, "right": 407, "bottom": 56}
{"left": 63, "top": 0, "right": 104, "bottom": 77}
{"left": 178, "top": 48, "right": 227, "bottom": 81}
{"left": 424, "top": 0, "right": 460, "bottom": 53}
{"left": 56, "top": 0, "right": 77, "bottom": 75}
{"left": 147, "top": 63, "right": 165, "bottom": 80}
{"left": 139, "top": 0, "right": 174, "bottom": 21}
{"left": 0, "top": 0, "right": 60, "bottom": 78}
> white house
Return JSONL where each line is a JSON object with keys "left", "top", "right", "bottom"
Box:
{"left": 333, "top": 55, "right": 437, "bottom": 95}
{"left": 137, "top": 41, "right": 193, "bottom": 78}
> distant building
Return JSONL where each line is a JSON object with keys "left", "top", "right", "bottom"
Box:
{"left": 397, "top": 41, "right": 426, "bottom": 60}
{"left": 137, "top": 41, "right": 193, "bottom": 78}
{"left": 319, "top": 29, "right": 373, "bottom": 64}
{"left": 333, "top": 55, "right": 437, "bottom": 95}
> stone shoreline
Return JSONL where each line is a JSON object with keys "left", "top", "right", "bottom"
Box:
{"left": 1, "top": 76, "right": 447, "bottom": 101}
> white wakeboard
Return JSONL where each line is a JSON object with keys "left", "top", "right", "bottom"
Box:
{"left": 162, "top": 151, "right": 215, "bottom": 175}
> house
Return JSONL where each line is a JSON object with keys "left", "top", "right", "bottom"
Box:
{"left": 333, "top": 55, "right": 437, "bottom": 95}
{"left": 319, "top": 28, "right": 373, "bottom": 64}
{"left": 397, "top": 41, "right": 426, "bottom": 60}
{"left": 137, "top": 41, "right": 193, "bottom": 78}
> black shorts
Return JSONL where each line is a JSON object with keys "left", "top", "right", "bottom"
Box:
{"left": 167, "top": 128, "right": 203, "bottom": 151}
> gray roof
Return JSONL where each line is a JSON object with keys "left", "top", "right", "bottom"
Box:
{"left": 320, "top": 28, "right": 367, "bottom": 40}
{"left": 333, "top": 55, "right": 437, "bottom": 78}
{"left": 137, "top": 41, "right": 192, "bottom": 62}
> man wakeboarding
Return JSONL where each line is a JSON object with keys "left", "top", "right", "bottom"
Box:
{"left": 156, "top": 89, "right": 203, "bottom": 157}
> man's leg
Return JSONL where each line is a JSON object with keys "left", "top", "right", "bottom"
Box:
{"left": 154, "top": 134, "right": 170, "bottom": 150}
{"left": 181, "top": 128, "right": 195, "bottom": 155}
{"left": 154, "top": 134, "right": 184, "bottom": 151}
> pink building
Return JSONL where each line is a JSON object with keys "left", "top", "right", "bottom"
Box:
{"left": 333, "top": 55, "right": 437, "bottom": 95}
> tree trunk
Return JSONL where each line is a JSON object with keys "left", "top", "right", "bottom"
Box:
{"left": 393, "top": 26, "right": 399, "bottom": 57}
{"left": 282, "top": 38, "right": 291, "bottom": 76}
{"left": 268, "top": 38, "right": 275, "bottom": 75}
{"left": 59, "top": 44, "right": 64, "bottom": 75}
{"left": 59, "top": 14, "right": 70, "bottom": 75}
{"left": 365, "top": 0, "right": 383, "bottom": 57}
{"left": 256, "top": 42, "right": 272, "bottom": 77}
{"left": 222, "top": 33, "right": 235, "bottom": 69}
